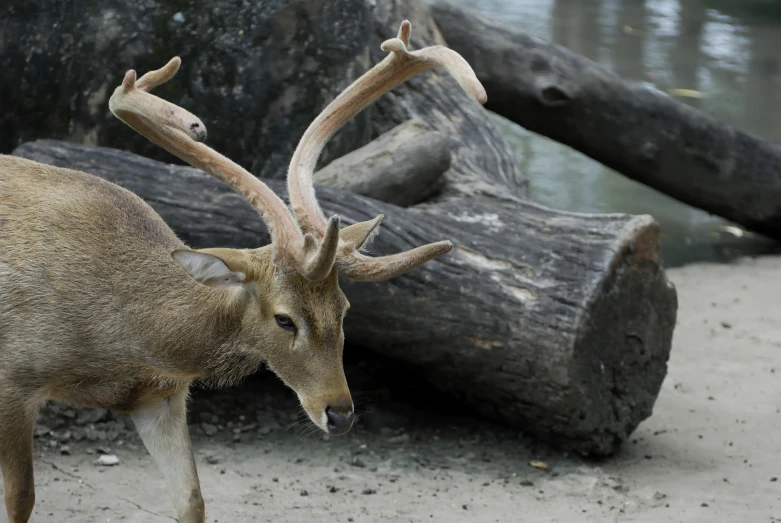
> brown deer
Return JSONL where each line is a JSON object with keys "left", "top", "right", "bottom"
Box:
{"left": 0, "top": 20, "right": 486, "bottom": 522}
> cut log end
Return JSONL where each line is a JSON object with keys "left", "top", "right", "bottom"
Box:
{"left": 566, "top": 215, "right": 676, "bottom": 455}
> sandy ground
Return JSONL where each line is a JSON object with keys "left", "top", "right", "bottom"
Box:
{"left": 2, "top": 255, "right": 780, "bottom": 523}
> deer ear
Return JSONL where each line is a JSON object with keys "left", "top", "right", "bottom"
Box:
{"left": 340, "top": 215, "right": 383, "bottom": 250}
{"left": 171, "top": 250, "right": 247, "bottom": 289}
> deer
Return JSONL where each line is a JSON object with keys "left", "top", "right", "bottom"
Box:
{"left": 0, "top": 20, "right": 486, "bottom": 522}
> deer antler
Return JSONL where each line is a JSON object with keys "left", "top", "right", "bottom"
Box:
{"left": 286, "top": 20, "right": 486, "bottom": 282}
{"left": 109, "top": 57, "right": 340, "bottom": 281}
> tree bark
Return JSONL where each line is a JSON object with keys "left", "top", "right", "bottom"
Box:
{"left": 315, "top": 119, "right": 449, "bottom": 207}
{"left": 13, "top": 140, "right": 678, "bottom": 456}
{"left": 0, "top": 0, "right": 523, "bottom": 201}
{"left": 429, "top": 0, "right": 781, "bottom": 239}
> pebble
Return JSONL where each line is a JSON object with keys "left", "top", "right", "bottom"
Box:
{"left": 94, "top": 455, "right": 120, "bottom": 466}
{"left": 60, "top": 446, "right": 71, "bottom": 456}
{"left": 388, "top": 434, "right": 410, "bottom": 445}
{"left": 205, "top": 455, "right": 221, "bottom": 465}
{"left": 202, "top": 423, "right": 218, "bottom": 436}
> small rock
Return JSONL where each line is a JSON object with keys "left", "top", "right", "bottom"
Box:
{"left": 351, "top": 458, "right": 366, "bottom": 468}
{"left": 85, "top": 448, "right": 95, "bottom": 455}
{"left": 172, "top": 11, "right": 185, "bottom": 23}
{"left": 362, "top": 488, "right": 376, "bottom": 495}
{"left": 771, "top": 477, "right": 778, "bottom": 482}
{"left": 205, "top": 455, "right": 221, "bottom": 465}
{"left": 300, "top": 490, "right": 308, "bottom": 496}
{"left": 388, "top": 434, "right": 410, "bottom": 445}
{"left": 720, "top": 321, "right": 732, "bottom": 329}
{"left": 34, "top": 426, "right": 51, "bottom": 438}
{"left": 701, "top": 503, "right": 709, "bottom": 508}
{"left": 202, "top": 423, "right": 218, "bottom": 436}
{"left": 328, "top": 485, "right": 339, "bottom": 493}
{"left": 59, "top": 431, "right": 72, "bottom": 442}
{"left": 77, "top": 408, "right": 108, "bottom": 425}
{"left": 94, "top": 455, "right": 119, "bottom": 466}
{"left": 60, "top": 446, "right": 71, "bottom": 456}
{"left": 96, "top": 447, "right": 111, "bottom": 455}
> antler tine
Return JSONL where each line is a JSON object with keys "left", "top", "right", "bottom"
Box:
{"left": 338, "top": 240, "right": 454, "bottom": 283}
{"left": 286, "top": 20, "right": 484, "bottom": 281}
{"left": 109, "top": 58, "right": 338, "bottom": 279}
{"left": 286, "top": 19, "right": 487, "bottom": 238}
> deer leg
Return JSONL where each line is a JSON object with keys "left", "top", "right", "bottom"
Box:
{"left": 0, "top": 394, "right": 38, "bottom": 523}
{"left": 131, "top": 388, "right": 205, "bottom": 523}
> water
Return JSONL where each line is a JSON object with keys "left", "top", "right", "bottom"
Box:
{"left": 459, "top": 0, "right": 780, "bottom": 267}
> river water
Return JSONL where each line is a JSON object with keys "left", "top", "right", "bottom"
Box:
{"left": 459, "top": 0, "right": 780, "bottom": 266}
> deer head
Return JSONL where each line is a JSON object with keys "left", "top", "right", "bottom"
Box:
{"left": 108, "top": 20, "right": 486, "bottom": 435}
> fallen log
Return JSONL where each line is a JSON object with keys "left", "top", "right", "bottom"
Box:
{"left": 315, "top": 119, "right": 449, "bottom": 207}
{"left": 13, "top": 140, "right": 678, "bottom": 456}
{"left": 429, "top": 0, "right": 781, "bottom": 239}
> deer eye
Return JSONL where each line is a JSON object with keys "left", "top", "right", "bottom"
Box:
{"left": 274, "top": 314, "right": 296, "bottom": 333}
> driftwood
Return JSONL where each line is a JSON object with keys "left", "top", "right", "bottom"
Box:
{"left": 14, "top": 140, "right": 678, "bottom": 456}
{"left": 430, "top": 0, "right": 781, "bottom": 239}
{"left": 315, "top": 119, "right": 449, "bottom": 206}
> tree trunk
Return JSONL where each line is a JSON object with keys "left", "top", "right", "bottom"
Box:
{"left": 13, "top": 140, "right": 678, "bottom": 456}
{"left": 429, "top": 0, "right": 781, "bottom": 239}
{"left": 315, "top": 119, "right": 449, "bottom": 207}
{"left": 0, "top": 0, "right": 523, "bottom": 201}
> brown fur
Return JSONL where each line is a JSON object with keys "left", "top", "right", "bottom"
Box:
{"left": 0, "top": 156, "right": 351, "bottom": 522}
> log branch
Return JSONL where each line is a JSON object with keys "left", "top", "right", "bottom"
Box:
{"left": 315, "top": 119, "right": 449, "bottom": 207}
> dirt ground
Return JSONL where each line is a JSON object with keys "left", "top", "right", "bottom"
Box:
{"left": 2, "top": 255, "right": 780, "bottom": 523}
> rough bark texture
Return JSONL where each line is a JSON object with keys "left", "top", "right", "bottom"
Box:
{"left": 0, "top": 0, "right": 523, "bottom": 200}
{"left": 13, "top": 140, "right": 678, "bottom": 456}
{"left": 429, "top": 0, "right": 781, "bottom": 239}
{"left": 315, "top": 119, "right": 449, "bottom": 207}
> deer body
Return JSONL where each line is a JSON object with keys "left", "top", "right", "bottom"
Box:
{"left": 0, "top": 155, "right": 259, "bottom": 409}
{"left": 0, "top": 20, "right": 486, "bottom": 522}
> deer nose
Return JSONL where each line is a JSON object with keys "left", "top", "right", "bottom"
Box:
{"left": 325, "top": 406, "right": 354, "bottom": 435}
